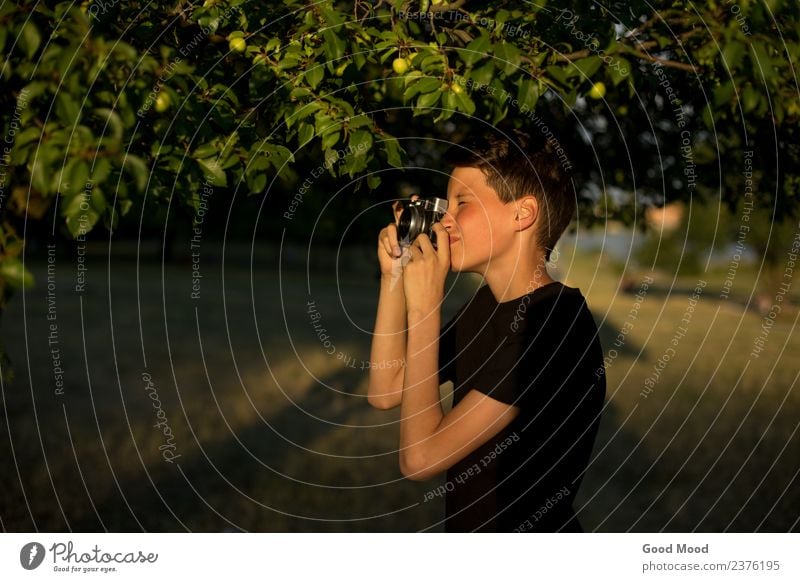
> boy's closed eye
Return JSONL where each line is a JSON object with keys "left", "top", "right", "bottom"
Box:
{"left": 452, "top": 193, "right": 470, "bottom": 206}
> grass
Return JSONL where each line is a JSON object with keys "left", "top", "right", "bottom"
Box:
{"left": 0, "top": 240, "right": 797, "bottom": 532}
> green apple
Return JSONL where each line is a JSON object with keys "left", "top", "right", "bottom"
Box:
{"left": 154, "top": 92, "right": 171, "bottom": 113}
{"left": 588, "top": 81, "right": 606, "bottom": 100}
{"left": 392, "top": 57, "right": 410, "bottom": 75}
{"left": 229, "top": 37, "right": 247, "bottom": 53}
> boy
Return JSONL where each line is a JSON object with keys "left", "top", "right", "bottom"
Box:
{"left": 368, "top": 131, "right": 606, "bottom": 532}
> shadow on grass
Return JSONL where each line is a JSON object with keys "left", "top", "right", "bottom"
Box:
{"left": 62, "top": 364, "right": 441, "bottom": 532}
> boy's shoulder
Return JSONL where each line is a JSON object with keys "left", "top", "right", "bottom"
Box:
{"left": 446, "top": 281, "right": 588, "bottom": 332}
{"left": 474, "top": 281, "right": 586, "bottom": 311}
{"left": 467, "top": 282, "right": 590, "bottom": 337}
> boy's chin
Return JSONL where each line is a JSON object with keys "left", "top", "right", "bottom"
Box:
{"left": 449, "top": 259, "right": 478, "bottom": 274}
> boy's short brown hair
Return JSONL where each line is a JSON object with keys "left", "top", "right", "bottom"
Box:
{"left": 443, "top": 129, "right": 574, "bottom": 262}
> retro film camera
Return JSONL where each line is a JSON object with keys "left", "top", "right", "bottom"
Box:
{"left": 397, "top": 197, "right": 449, "bottom": 250}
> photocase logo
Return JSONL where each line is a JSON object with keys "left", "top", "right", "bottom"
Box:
{"left": 20, "top": 542, "right": 46, "bottom": 570}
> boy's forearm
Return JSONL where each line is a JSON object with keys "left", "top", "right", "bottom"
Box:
{"left": 399, "top": 308, "right": 444, "bottom": 474}
{"left": 367, "top": 275, "right": 408, "bottom": 408}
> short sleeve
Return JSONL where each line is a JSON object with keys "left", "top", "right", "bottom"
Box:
{"left": 470, "top": 296, "right": 596, "bottom": 408}
{"left": 469, "top": 337, "right": 531, "bottom": 406}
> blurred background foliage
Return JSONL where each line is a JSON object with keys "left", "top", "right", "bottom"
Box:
{"left": 1, "top": 0, "right": 799, "bottom": 301}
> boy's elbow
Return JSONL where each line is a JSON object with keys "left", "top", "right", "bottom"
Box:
{"left": 399, "top": 451, "right": 436, "bottom": 482}
{"left": 366, "top": 377, "right": 402, "bottom": 410}
{"left": 367, "top": 392, "right": 400, "bottom": 410}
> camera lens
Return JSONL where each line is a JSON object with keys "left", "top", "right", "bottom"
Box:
{"left": 397, "top": 205, "right": 419, "bottom": 245}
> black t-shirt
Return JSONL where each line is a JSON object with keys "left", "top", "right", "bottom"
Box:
{"left": 438, "top": 281, "right": 606, "bottom": 532}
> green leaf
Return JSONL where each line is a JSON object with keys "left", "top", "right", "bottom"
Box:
{"left": 340, "top": 150, "right": 367, "bottom": 177}
{"left": 118, "top": 198, "right": 133, "bottom": 216}
{"left": 12, "top": 126, "right": 40, "bottom": 150}
{"left": 742, "top": 85, "right": 760, "bottom": 113}
{"left": 278, "top": 55, "right": 302, "bottom": 70}
{"left": 319, "top": 6, "right": 344, "bottom": 26}
{"left": 298, "top": 122, "right": 314, "bottom": 146}
{"left": 248, "top": 156, "right": 271, "bottom": 173}
{"left": 453, "top": 91, "right": 476, "bottom": 115}
{"left": 469, "top": 62, "right": 495, "bottom": 85}
{"left": 305, "top": 65, "right": 324, "bottom": 89}
{"left": 62, "top": 193, "right": 99, "bottom": 238}
{"left": 30, "top": 153, "right": 50, "bottom": 195}
{"left": 545, "top": 65, "right": 569, "bottom": 88}
{"left": 90, "top": 188, "right": 107, "bottom": 214}
{"left": 516, "top": 78, "right": 539, "bottom": 111}
{"left": 322, "top": 29, "right": 346, "bottom": 63}
{"left": 64, "top": 160, "right": 89, "bottom": 196}
{"left": 570, "top": 56, "right": 602, "bottom": 79}
{"left": 55, "top": 93, "right": 80, "bottom": 126}
{"left": 314, "top": 112, "right": 337, "bottom": 135}
{"left": 264, "top": 144, "right": 294, "bottom": 169}
{"left": 415, "top": 76, "right": 444, "bottom": 94}
{"left": 460, "top": 34, "right": 491, "bottom": 67}
{"left": 383, "top": 138, "right": 403, "bottom": 168}
{"left": 197, "top": 158, "right": 227, "bottom": 187}
{"left": 94, "top": 108, "right": 123, "bottom": 145}
{"left": 349, "top": 129, "right": 373, "bottom": 153}
{"left": 404, "top": 76, "right": 443, "bottom": 102}
{"left": 441, "top": 90, "right": 457, "bottom": 113}
{"left": 292, "top": 101, "right": 323, "bottom": 124}
{"left": 0, "top": 257, "right": 35, "bottom": 289}
{"left": 247, "top": 172, "right": 267, "bottom": 194}
{"left": 494, "top": 41, "right": 521, "bottom": 75}
{"left": 347, "top": 114, "right": 371, "bottom": 130}
{"left": 193, "top": 142, "right": 220, "bottom": 159}
{"left": 608, "top": 57, "right": 630, "bottom": 86}
{"left": 722, "top": 41, "right": 745, "bottom": 71}
{"left": 20, "top": 21, "right": 41, "bottom": 59}
{"left": 290, "top": 87, "right": 313, "bottom": 100}
{"left": 123, "top": 154, "right": 149, "bottom": 191}
{"left": 714, "top": 81, "right": 735, "bottom": 107}
{"left": 416, "top": 89, "right": 440, "bottom": 110}
{"left": 750, "top": 41, "right": 772, "bottom": 81}
{"left": 321, "top": 130, "right": 340, "bottom": 150}
{"left": 91, "top": 158, "right": 112, "bottom": 184}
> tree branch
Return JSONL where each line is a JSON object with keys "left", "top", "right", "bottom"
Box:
{"left": 556, "top": 37, "right": 697, "bottom": 73}
{"left": 627, "top": 49, "right": 696, "bottom": 72}
{"left": 427, "top": 0, "right": 467, "bottom": 13}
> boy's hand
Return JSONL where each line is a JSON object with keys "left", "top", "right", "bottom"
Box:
{"left": 378, "top": 222, "right": 403, "bottom": 276}
{"left": 377, "top": 196, "right": 418, "bottom": 287}
{"left": 402, "top": 223, "right": 450, "bottom": 317}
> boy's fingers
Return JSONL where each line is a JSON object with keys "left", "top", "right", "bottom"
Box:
{"left": 392, "top": 200, "right": 403, "bottom": 223}
{"left": 382, "top": 223, "right": 401, "bottom": 258}
{"left": 414, "top": 233, "right": 433, "bottom": 254}
{"left": 387, "top": 224, "right": 402, "bottom": 257}
{"left": 432, "top": 223, "right": 450, "bottom": 264}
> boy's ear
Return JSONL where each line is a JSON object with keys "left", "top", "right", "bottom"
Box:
{"left": 512, "top": 196, "right": 539, "bottom": 231}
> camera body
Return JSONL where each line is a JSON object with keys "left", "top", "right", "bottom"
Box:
{"left": 397, "top": 197, "right": 449, "bottom": 249}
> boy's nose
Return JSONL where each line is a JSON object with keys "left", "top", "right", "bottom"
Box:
{"left": 440, "top": 211, "right": 455, "bottom": 231}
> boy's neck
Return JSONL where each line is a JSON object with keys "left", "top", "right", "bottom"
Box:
{"left": 482, "top": 250, "right": 555, "bottom": 304}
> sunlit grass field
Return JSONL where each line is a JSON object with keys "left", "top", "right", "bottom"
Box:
{"left": 1, "top": 239, "right": 797, "bottom": 532}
